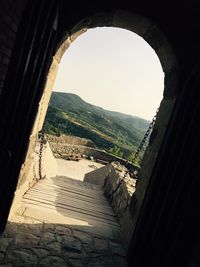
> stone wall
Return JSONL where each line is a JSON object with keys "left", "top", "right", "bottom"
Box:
{"left": 9, "top": 141, "right": 58, "bottom": 218}
{"left": 47, "top": 137, "right": 139, "bottom": 173}
{"left": 51, "top": 142, "right": 138, "bottom": 170}
{"left": 45, "top": 134, "right": 96, "bottom": 148}
{"left": 8, "top": 56, "right": 59, "bottom": 215}
{"left": 84, "top": 162, "right": 136, "bottom": 248}
{"left": 84, "top": 164, "right": 112, "bottom": 187}
{"left": 103, "top": 163, "right": 136, "bottom": 248}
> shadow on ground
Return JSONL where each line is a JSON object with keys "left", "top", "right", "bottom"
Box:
{"left": 0, "top": 221, "right": 127, "bottom": 267}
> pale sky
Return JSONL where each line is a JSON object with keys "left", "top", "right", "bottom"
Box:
{"left": 53, "top": 27, "right": 164, "bottom": 120}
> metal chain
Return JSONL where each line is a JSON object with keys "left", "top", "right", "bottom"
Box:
{"left": 38, "top": 131, "right": 45, "bottom": 180}
{"left": 107, "top": 170, "right": 129, "bottom": 198}
{"left": 132, "top": 108, "right": 159, "bottom": 164}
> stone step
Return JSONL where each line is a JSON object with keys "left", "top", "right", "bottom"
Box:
{"left": 22, "top": 198, "right": 119, "bottom": 228}
{"left": 21, "top": 205, "right": 122, "bottom": 241}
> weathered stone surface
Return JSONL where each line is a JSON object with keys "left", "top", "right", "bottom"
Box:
{"left": 88, "top": 255, "right": 113, "bottom": 267}
{"left": 143, "top": 25, "right": 167, "bottom": 50}
{"left": 32, "top": 247, "right": 50, "bottom": 258}
{"left": 47, "top": 140, "right": 130, "bottom": 167}
{"left": 0, "top": 251, "right": 5, "bottom": 261}
{"left": 56, "top": 234, "right": 63, "bottom": 243}
{"left": 27, "top": 224, "right": 43, "bottom": 236}
{"left": 46, "top": 134, "right": 95, "bottom": 148}
{"left": 2, "top": 214, "right": 128, "bottom": 266}
{"left": 109, "top": 241, "right": 126, "bottom": 256}
{"left": 47, "top": 241, "right": 62, "bottom": 254}
{"left": 66, "top": 251, "right": 83, "bottom": 260}
{"left": 62, "top": 236, "right": 81, "bottom": 253}
{"left": 6, "top": 248, "right": 38, "bottom": 264}
{"left": 2, "top": 224, "right": 18, "bottom": 238}
{"left": 113, "top": 255, "right": 128, "bottom": 267}
{"left": 40, "top": 232, "right": 55, "bottom": 244}
{"left": 73, "top": 230, "right": 93, "bottom": 246}
{"left": 15, "top": 233, "right": 40, "bottom": 246}
{"left": 69, "top": 258, "right": 84, "bottom": 267}
{"left": 55, "top": 225, "right": 72, "bottom": 236}
{"left": 43, "top": 223, "right": 55, "bottom": 233}
{"left": 3, "top": 164, "right": 129, "bottom": 266}
{"left": 102, "top": 162, "right": 136, "bottom": 247}
{"left": 93, "top": 238, "right": 108, "bottom": 251}
{"left": 113, "top": 10, "right": 151, "bottom": 37}
{"left": 163, "top": 68, "right": 179, "bottom": 98}
{"left": 0, "top": 238, "right": 13, "bottom": 252}
{"left": 39, "top": 255, "right": 68, "bottom": 266}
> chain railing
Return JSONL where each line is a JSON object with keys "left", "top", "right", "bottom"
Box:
{"left": 132, "top": 108, "right": 159, "bottom": 165}
{"left": 38, "top": 131, "right": 45, "bottom": 180}
{"left": 37, "top": 108, "right": 159, "bottom": 181}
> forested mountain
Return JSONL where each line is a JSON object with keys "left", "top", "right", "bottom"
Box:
{"left": 43, "top": 92, "right": 150, "bottom": 161}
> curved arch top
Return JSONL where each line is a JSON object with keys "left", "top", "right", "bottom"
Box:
{"left": 55, "top": 9, "right": 178, "bottom": 77}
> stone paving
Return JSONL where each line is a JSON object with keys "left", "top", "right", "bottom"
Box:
{"left": 0, "top": 215, "right": 128, "bottom": 267}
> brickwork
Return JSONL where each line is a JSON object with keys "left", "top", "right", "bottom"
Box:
{"left": 0, "top": 0, "right": 26, "bottom": 95}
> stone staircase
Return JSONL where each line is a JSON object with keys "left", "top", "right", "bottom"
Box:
{"left": 21, "top": 175, "right": 121, "bottom": 242}
{"left": 0, "top": 174, "right": 128, "bottom": 266}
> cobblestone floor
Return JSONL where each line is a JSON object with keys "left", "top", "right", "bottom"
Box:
{"left": 0, "top": 216, "right": 128, "bottom": 267}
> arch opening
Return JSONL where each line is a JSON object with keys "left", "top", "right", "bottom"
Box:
{"left": 10, "top": 9, "right": 179, "bottom": 251}
{"left": 44, "top": 26, "right": 164, "bottom": 165}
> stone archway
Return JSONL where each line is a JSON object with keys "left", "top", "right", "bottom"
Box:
{"left": 10, "top": 9, "right": 179, "bottom": 244}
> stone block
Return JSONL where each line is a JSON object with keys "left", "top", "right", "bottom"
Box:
{"left": 144, "top": 25, "right": 167, "bottom": 50}
{"left": 62, "top": 236, "right": 81, "bottom": 253}
{"left": 156, "top": 41, "right": 178, "bottom": 73}
{"left": 94, "top": 238, "right": 108, "bottom": 251}
{"left": 73, "top": 230, "right": 93, "bottom": 246}
{"left": 113, "top": 255, "right": 128, "bottom": 267}
{"left": 43, "top": 223, "right": 55, "bottom": 233}
{"left": 40, "top": 232, "right": 55, "bottom": 244}
{"left": 113, "top": 10, "right": 152, "bottom": 37}
{"left": 6, "top": 248, "right": 38, "bottom": 264}
{"left": 0, "top": 238, "right": 13, "bottom": 252}
{"left": 164, "top": 68, "right": 179, "bottom": 97}
{"left": 109, "top": 241, "right": 126, "bottom": 256}
{"left": 88, "top": 255, "right": 113, "bottom": 267}
{"left": 32, "top": 247, "right": 50, "bottom": 258}
{"left": 39, "top": 255, "right": 68, "bottom": 267}
{"left": 47, "top": 241, "right": 62, "bottom": 254}
{"left": 0, "top": 252, "right": 5, "bottom": 261}
{"left": 69, "top": 258, "right": 84, "bottom": 267}
{"left": 55, "top": 225, "right": 72, "bottom": 236}
{"left": 15, "top": 233, "right": 40, "bottom": 246}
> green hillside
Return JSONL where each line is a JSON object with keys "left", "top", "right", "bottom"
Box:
{"left": 42, "top": 92, "right": 150, "bottom": 162}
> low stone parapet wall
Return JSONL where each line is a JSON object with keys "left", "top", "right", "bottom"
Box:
{"left": 45, "top": 134, "right": 95, "bottom": 147}
{"left": 104, "top": 162, "right": 136, "bottom": 214}
{"left": 47, "top": 140, "right": 139, "bottom": 173}
{"left": 104, "top": 162, "right": 136, "bottom": 248}
{"left": 49, "top": 143, "right": 119, "bottom": 162}
{"left": 84, "top": 162, "right": 136, "bottom": 248}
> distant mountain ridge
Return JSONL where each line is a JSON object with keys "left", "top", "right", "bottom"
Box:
{"left": 43, "top": 92, "right": 150, "bottom": 161}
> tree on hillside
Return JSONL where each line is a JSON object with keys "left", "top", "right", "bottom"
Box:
{"left": 107, "top": 145, "right": 123, "bottom": 158}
